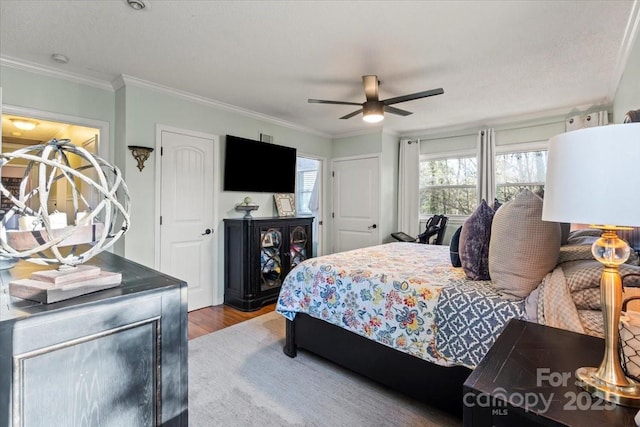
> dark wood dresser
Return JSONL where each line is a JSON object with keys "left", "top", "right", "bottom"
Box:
{"left": 0, "top": 251, "right": 187, "bottom": 426}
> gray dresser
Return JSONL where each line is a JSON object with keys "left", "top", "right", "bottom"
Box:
{"left": 0, "top": 252, "right": 188, "bottom": 426}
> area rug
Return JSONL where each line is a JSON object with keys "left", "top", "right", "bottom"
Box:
{"left": 188, "top": 311, "right": 461, "bottom": 426}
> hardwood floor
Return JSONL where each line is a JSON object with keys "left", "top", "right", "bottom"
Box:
{"left": 188, "top": 303, "right": 276, "bottom": 340}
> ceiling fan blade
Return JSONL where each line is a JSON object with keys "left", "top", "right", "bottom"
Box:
{"left": 384, "top": 105, "right": 413, "bottom": 116}
{"left": 382, "top": 88, "right": 444, "bottom": 106}
{"left": 363, "top": 75, "right": 379, "bottom": 101}
{"left": 308, "top": 99, "right": 362, "bottom": 106}
{"left": 340, "top": 109, "right": 363, "bottom": 120}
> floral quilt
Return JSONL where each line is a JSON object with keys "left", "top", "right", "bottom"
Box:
{"left": 276, "top": 242, "right": 471, "bottom": 367}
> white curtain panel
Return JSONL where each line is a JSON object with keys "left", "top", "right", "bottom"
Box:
{"left": 565, "top": 110, "right": 609, "bottom": 131}
{"left": 397, "top": 139, "right": 420, "bottom": 236}
{"left": 477, "top": 128, "right": 495, "bottom": 205}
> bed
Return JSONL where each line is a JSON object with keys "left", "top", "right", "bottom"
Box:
{"left": 276, "top": 242, "right": 527, "bottom": 415}
{"left": 276, "top": 235, "right": 640, "bottom": 416}
{"left": 275, "top": 187, "right": 640, "bottom": 418}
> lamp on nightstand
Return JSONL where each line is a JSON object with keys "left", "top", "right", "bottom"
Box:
{"left": 542, "top": 123, "right": 640, "bottom": 407}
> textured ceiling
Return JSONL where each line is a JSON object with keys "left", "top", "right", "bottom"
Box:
{"left": 0, "top": 1, "right": 638, "bottom": 137}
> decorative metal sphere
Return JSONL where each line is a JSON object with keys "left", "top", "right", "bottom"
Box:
{"left": 0, "top": 139, "right": 131, "bottom": 266}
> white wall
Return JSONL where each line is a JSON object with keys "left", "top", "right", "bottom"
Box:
{"left": 1, "top": 66, "right": 333, "bottom": 306}
{"left": 0, "top": 65, "right": 116, "bottom": 164}
{"left": 331, "top": 131, "right": 400, "bottom": 246}
{"left": 2, "top": 27, "right": 638, "bottom": 289}
{"left": 332, "top": 131, "right": 382, "bottom": 157}
{"left": 614, "top": 31, "right": 640, "bottom": 123}
{"left": 121, "top": 82, "right": 332, "bottom": 303}
{"left": 380, "top": 132, "right": 399, "bottom": 243}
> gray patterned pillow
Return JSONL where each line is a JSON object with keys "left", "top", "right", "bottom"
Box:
{"left": 572, "top": 288, "right": 601, "bottom": 311}
{"left": 567, "top": 228, "right": 601, "bottom": 245}
{"left": 560, "top": 241, "right": 640, "bottom": 266}
{"left": 459, "top": 200, "right": 494, "bottom": 280}
{"left": 563, "top": 259, "right": 640, "bottom": 292}
{"left": 562, "top": 259, "right": 606, "bottom": 292}
{"left": 557, "top": 245, "right": 594, "bottom": 265}
{"left": 489, "top": 189, "right": 561, "bottom": 298}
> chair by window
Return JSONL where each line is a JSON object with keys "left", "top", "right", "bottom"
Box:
{"left": 418, "top": 214, "right": 448, "bottom": 245}
{"left": 391, "top": 215, "right": 448, "bottom": 245}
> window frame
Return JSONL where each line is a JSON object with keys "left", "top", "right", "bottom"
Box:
{"left": 494, "top": 140, "right": 548, "bottom": 155}
{"left": 419, "top": 140, "right": 550, "bottom": 219}
{"left": 494, "top": 140, "right": 549, "bottom": 202}
{"left": 295, "top": 169, "right": 317, "bottom": 216}
{"left": 419, "top": 148, "right": 478, "bottom": 220}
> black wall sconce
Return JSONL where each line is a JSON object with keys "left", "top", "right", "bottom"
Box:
{"left": 128, "top": 146, "right": 154, "bottom": 171}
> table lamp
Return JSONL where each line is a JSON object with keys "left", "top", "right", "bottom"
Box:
{"left": 542, "top": 122, "right": 640, "bottom": 406}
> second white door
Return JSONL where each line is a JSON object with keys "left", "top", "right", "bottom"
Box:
{"left": 160, "top": 128, "right": 215, "bottom": 311}
{"left": 332, "top": 155, "right": 380, "bottom": 253}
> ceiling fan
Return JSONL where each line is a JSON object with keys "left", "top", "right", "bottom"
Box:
{"left": 308, "top": 75, "right": 444, "bottom": 123}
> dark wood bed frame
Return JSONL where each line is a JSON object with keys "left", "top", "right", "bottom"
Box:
{"left": 284, "top": 313, "right": 472, "bottom": 416}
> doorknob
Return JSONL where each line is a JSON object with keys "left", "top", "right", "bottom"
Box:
{"left": 368, "top": 224, "right": 377, "bottom": 230}
{"left": 202, "top": 228, "right": 212, "bottom": 235}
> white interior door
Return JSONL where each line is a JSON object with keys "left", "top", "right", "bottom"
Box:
{"left": 160, "top": 129, "right": 215, "bottom": 311}
{"left": 332, "top": 155, "right": 380, "bottom": 253}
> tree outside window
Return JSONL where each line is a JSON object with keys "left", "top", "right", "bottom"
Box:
{"left": 419, "top": 148, "right": 548, "bottom": 217}
{"left": 419, "top": 156, "right": 477, "bottom": 216}
{"left": 495, "top": 150, "right": 547, "bottom": 202}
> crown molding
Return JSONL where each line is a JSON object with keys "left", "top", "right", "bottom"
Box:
{"left": 401, "top": 101, "right": 611, "bottom": 139}
{"left": 112, "top": 74, "right": 331, "bottom": 138}
{"left": 111, "top": 74, "right": 127, "bottom": 91}
{"left": 0, "top": 55, "right": 114, "bottom": 91}
{"left": 609, "top": 0, "right": 640, "bottom": 99}
{"left": 1, "top": 57, "right": 331, "bottom": 139}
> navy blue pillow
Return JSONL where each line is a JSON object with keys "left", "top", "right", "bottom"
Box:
{"left": 450, "top": 226, "right": 463, "bottom": 267}
{"left": 459, "top": 200, "right": 495, "bottom": 280}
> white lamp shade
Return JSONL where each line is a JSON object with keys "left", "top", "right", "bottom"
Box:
{"left": 542, "top": 123, "right": 640, "bottom": 227}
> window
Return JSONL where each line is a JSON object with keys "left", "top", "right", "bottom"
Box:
{"left": 296, "top": 157, "right": 319, "bottom": 216}
{"left": 419, "top": 155, "right": 477, "bottom": 217}
{"left": 495, "top": 150, "right": 548, "bottom": 202}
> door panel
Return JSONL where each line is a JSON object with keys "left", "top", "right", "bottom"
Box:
{"left": 332, "top": 156, "right": 380, "bottom": 253}
{"left": 160, "top": 130, "right": 215, "bottom": 311}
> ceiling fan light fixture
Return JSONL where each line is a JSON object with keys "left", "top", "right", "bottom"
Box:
{"left": 308, "top": 75, "right": 443, "bottom": 123}
{"left": 51, "top": 53, "right": 69, "bottom": 64}
{"left": 363, "top": 101, "right": 384, "bottom": 123}
{"left": 126, "top": 0, "right": 147, "bottom": 11}
{"left": 10, "top": 119, "right": 38, "bottom": 131}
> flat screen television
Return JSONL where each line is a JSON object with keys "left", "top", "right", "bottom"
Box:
{"left": 223, "top": 135, "right": 297, "bottom": 193}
